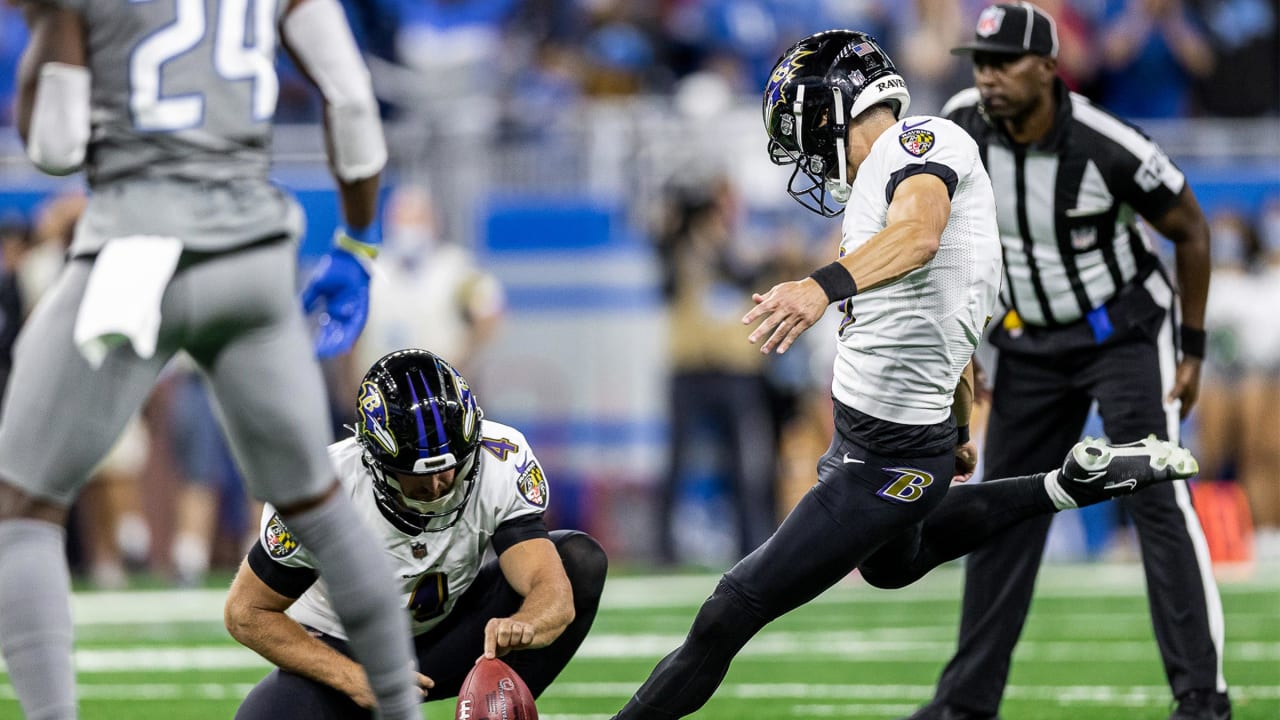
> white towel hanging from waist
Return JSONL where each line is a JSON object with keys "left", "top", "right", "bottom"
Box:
{"left": 73, "top": 235, "right": 183, "bottom": 370}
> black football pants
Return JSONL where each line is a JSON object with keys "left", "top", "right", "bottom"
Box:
{"left": 235, "top": 530, "right": 607, "bottom": 720}
{"left": 614, "top": 428, "right": 1058, "bottom": 719}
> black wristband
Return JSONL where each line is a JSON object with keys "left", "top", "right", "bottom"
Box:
{"left": 1180, "top": 326, "right": 1206, "bottom": 359}
{"left": 808, "top": 261, "right": 859, "bottom": 304}
{"left": 956, "top": 425, "right": 970, "bottom": 445}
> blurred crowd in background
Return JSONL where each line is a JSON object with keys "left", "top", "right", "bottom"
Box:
{"left": 4, "top": 0, "right": 1278, "bottom": 126}
{"left": 0, "top": 0, "right": 1278, "bottom": 587}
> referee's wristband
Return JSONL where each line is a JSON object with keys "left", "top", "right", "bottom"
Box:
{"left": 1180, "top": 326, "right": 1206, "bottom": 359}
{"left": 956, "top": 425, "right": 970, "bottom": 445}
{"left": 808, "top": 261, "right": 858, "bottom": 304}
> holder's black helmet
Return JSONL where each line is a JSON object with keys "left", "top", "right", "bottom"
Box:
{"left": 763, "top": 30, "right": 911, "bottom": 216}
{"left": 355, "top": 349, "right": 483, "bottom": 533}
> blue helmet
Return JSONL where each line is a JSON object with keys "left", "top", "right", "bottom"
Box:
{"left": 355, "top": 348, "right": 483, "bottom": 533}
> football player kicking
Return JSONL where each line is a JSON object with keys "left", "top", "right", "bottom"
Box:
{"left": 226, "top": 349, "right": 607, "bottom": 719}
{"left": 611, "top": 30, "right": 1200, "bottom": 719}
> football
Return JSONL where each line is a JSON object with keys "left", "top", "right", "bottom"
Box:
{"left": 455, "top": 657, "right": 538, "bottom": 720}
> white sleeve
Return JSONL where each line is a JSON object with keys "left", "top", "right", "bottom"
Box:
{"left": 281, "top": 0, "right": 387, "bottom": 182}
{"left": 27, "top": 62, "right": 90, "bottom": 176}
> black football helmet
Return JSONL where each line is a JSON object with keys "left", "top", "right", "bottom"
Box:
{"left": 355, "top": 349, "right": 483, "bottom": 534}
{"left": 763, "top": 30, "right": 911, "bottom": 216}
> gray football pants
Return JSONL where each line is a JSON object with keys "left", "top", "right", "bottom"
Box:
{"left": 0, "top": 239, "right": 334, "bottom": 509}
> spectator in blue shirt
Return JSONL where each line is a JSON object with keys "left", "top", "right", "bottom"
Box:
{"left": 1099, "top": 0, "right": 1215, "bottom": 118}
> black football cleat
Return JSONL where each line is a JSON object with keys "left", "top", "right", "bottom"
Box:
{"left": 1168, "top": 689, "right": 1231, "bottom": 720}
{"left": 1055, "top": 435, "right": 1198, "bottom": 508}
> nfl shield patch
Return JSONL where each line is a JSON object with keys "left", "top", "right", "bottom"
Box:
{"left": 976, "top": 6, "right": 1006, "bottom": 37}
{"left": 899, "top": 128, "right": 935, "bottom": 157}
{"left": 1071, "top": 225, "right": 1098, "bottom": 250}
{"left": 517, "top": 463, "right": 549, "bottom": 509}
{"left": 264, "top": 513, "right": 299, "bottom": 559}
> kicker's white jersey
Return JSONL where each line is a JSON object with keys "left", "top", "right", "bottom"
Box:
{"left": 256, "top": 419, "right": 550, "bottom": 639}
{"left": 832, "top": 115, "right": 1003, "bottom": 425}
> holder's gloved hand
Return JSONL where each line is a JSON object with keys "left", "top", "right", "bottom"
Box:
{"left": 301, "top": 222, "right": 380, "bottom": 358}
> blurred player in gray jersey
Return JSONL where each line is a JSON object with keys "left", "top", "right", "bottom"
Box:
{"left": 0, "top": 1, "right": 423, "bottom": 718}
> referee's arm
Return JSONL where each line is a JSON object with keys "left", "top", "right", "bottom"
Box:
{"left": 1147, "top": 185, "right": 1211, "bottom": 417}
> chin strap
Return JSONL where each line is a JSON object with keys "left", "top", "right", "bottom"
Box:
{"left": 792, "top": 83, "right": 807, "bottom": 155}
{"left": 828, "top": 87, "right": 851, "bottom": 200}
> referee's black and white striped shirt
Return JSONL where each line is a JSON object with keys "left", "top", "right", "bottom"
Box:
{"left": 943, "top": 79, "right": 1185, "bottom": 327}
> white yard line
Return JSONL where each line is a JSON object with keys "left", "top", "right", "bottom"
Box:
{"left": 68, "top": 562, "right": 1280, "bottom": 625}
{"left": 1, "top": 565, "right": 1268, "bottom": 711}
{"left": 3, "top": 635, "right": 1278, "bottom": 674}
{"left": 788, "top": 704, "right": 924, "bottom": 717}
{"left": 5, "top": 681, "right": 1278, "bottom": 704}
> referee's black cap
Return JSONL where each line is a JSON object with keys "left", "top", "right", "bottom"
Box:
{"left": 951, "top": 2, "right": 1059, "bottom": 58}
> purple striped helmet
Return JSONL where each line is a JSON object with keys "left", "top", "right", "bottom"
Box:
{"left": 356, "top": 348, "right": 483, "bottom": 532}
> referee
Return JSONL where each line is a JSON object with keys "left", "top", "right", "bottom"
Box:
{"left": 905, "top": 5, "right": 1228, "bottom": 720}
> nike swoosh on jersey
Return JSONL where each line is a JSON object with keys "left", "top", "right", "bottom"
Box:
{"left": 902, "top": 119, "right": 932, "bottom": 131}
{"left": 842, "top": 454, "right": 865, "bottom": 464}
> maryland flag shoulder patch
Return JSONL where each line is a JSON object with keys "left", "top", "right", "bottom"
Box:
{"left": 516, "top": 462, "right": 550, "bottom": 509}
{"left": 899, "top": 128, "right": 935, "bottom": 157}
{"left": 264, "top": 513, "right": 300, "bottom": 560}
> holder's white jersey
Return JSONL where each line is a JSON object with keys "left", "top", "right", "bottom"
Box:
{"left": 256, "top": 419, "right": 550, "bottom": 638}
{"left": 832, "top": 115, "right": 1003, "bottom": 425}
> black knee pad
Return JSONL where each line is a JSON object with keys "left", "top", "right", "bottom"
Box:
{"left": 551, "top": 530, "right": 608, "bottom": 602}
{"left": 690, "top": 579, "right": 768, "bottom": 648}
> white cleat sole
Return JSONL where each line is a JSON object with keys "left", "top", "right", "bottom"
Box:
{"left": 1069, "top": 435, "right": 1199, "bottom": 481}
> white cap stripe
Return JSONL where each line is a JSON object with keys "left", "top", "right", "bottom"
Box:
{"left": 1049, "top": 10, "right": 1060, "bottom": 56}
{"left": 1023, "top": 4, "right": 1034, "bottom": 50}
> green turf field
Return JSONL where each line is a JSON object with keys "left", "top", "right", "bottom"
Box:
{"left": 2, "top": 562, "right": 1277, "bottom": 719}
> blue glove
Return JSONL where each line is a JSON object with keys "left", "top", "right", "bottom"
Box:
{"left": 301, "top": 224, "right": 380, "bottom": 358}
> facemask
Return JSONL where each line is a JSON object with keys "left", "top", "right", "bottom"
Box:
{"left": 386, "top": 451, "right": 475, "bottom": 515}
